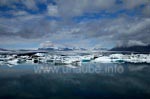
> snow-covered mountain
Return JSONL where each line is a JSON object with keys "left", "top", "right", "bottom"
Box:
{"left": 38, "top": 47, "right": 88, "bottom": 51}
{"left": 38, "top": 47, "right": 73, "bottom": 51}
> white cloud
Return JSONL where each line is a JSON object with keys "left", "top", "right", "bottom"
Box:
{"left": 47, "top": 4, "right": 59, "bottom": 16}
{"left": 21, "top": 0, "right": 38, "bottom": 10}
{"left": 127, "top": 40, "right": 148, "bottom": 47}
{"left": 13, "top": 11, "right": 29, "bottom": 16}
{"left": 40, "top": 41, "right": 54, "bottom": 48}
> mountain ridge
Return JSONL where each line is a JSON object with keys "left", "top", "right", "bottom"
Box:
{"left": 110, "top": 45, "right": 150, "bottom": 53}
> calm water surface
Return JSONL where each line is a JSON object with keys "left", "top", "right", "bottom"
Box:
{"left": 0, "top": 63, "right": 150, "bottom": 99}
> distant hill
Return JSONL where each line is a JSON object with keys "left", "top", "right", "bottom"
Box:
{"left": 38, "top": 47, "right": 73, "bottom": 51}
{"left": 110, "top": 45, "right": 150, "bottom": 53}
{"left": 38, "top": 47, "right": 88, "bottom": 51}
{"left": 0, "top": 48, "right": 8, "bottom": 51}
{"left": 93, "top": 48, "right": 108, "bottom": 51}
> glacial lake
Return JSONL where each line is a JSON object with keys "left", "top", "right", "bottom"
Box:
{"left": 0, "top": 63, "right": 150, "bottom": 99}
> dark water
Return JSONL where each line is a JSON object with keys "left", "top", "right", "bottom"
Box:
{"left": 0, "top": 63, "right": 150, "bottom": 99}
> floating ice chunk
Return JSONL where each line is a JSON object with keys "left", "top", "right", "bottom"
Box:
{"left": 35, "top": 53, "right": 45, "bottom": 57}
{"left": 92, "top": 56, "right": 112, "bottom": 63}
{"left": 7, "top": 59, "right": 18, "bottom": 66}
{"left": 109, "top": 54, "right": 124, "bottom": 59}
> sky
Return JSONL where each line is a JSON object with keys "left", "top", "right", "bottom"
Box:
{"left": 0, "top": 0, "right": 150, "bottom": 49}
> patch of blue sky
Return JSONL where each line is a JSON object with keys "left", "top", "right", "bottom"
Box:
{"left": 73, "top": 10, "right": 121, "bottom": 23}
{"left": 73, "top": 7, "right": 144, "bottom": 23}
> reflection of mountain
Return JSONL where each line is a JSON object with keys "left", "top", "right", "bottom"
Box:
{"left": 111, "top": 45, "right": 150, "bottom": 52}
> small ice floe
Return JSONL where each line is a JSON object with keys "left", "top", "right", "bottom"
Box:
{"left": 35, "top": 53, "right": 45, "bottom": 57}
{"left": 92, "top": 54, "right": 125, "bottom": 63}
{"left": 26, "top": 58, "right": 40, "bottom": 64}
{"left": 81, "top": 55, "right": 94, "bottom": 62}
{"left": 92, "top": 56, "right": 112, "bottom": 63}
{"left": 6, "top": 59, "right": 19, "bottom": 66}
{"left": 0, "top": 60, "right": 4, "bottom": 66}
{"left": 52, "top": 56, "right": 81, "bottom": 66}
{"left": 123, "top": 54, "right": 150, "bottom": 63}
{"left": 109, "top": 54, "right": 125, "bottom": 63}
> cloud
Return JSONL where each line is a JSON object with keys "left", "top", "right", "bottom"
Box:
{"left": 142, "top": 4, "right": 150, "bottom": 17}
{"left": 123, "top": 0, "right": 149, "bottom": 9}
{"left": 0, "top": 16, "right": 59, "bottom": 39}
{"left": 0, "top": 0, "right": 38, "bottom": 10}
{"left": 0, "top": 0, "right": 150, "bottom": 49}
{"left": 55, "top": 0, "right": 116, "bottom": 18}
{"left": 47, "top": 4, "right": 59, "bottom": 17}
{"left": 0, "top": 0, "right": 19, "bottom": 7}
{"left": 68, "top": 17, "right": 150, "bottom": 47}
{"left": 40, "top": 41, "right": 54, "bottom": 48}
{"left": 122, "top": 0, "right": 150, "bottom": 18}
{"left": 20, "top": 0, "right": 38, "bottom": 10}
{"left": 127, "top": 40, "right": 148, "bottom": 47}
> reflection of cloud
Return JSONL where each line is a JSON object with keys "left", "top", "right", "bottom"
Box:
{"left": 128, "top": 65, "right": 148, "bottom": 72}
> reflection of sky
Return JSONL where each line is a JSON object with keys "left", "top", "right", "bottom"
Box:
{"left": 0, "top": 0, "right": 150, "bottom": 49}
{"left": 0, "top": 63, "right": 150, "bottom": 98}
{"left": 0, "top": 63, "right": 148, "bottom": 76}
